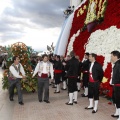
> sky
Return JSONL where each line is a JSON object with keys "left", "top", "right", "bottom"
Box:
{"left": 0, "top": 0, "right": 69, "bottom": 51}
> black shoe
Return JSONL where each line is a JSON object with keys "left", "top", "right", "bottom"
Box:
{"left": 61, "top": 88, "right": 67, "bottom": 90}
{"left": 51, "top": 82, "right": 55, "bottom": 84}
{"left": 9, "top": 98, "right": 14, "bottom": 101}
{"left": 52, "top": 86, "right": 57, "bottom": 88}
{"left": 78, "top": 90, "right": 80, "bottom": 92}
{"left": 74, "top": 101, "right": 77, "bottom": 104}
{"left": 39, "top": 100, "right": 42, "bottom": 102}
{"left": 85, "top": 107, "right": 93, "bottom": 110}
{"left": 44, "top": 100, "right": 50, "bottom": 103}
{"left": 65, "top": 102, "right": 73, "bottom": 105}
{"left": 19, "top": 102, "right": 24, "bottom": 105}
{"left": 54, "top": 91, "right": 60, "bottom": 93}
{"left": 111, "top": 114, "right": 119, "bottom": 118}
{"left": 92, "top": 110, "right": 98, "bottom": 113}
{"left": 81, "top": 94, "right": 88, "bottom": 97}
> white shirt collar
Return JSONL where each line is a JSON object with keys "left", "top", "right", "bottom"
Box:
{"left": 89, "top": 61, "right": 95, "bottom": 73}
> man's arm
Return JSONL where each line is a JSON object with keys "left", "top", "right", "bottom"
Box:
{"left": 32, "top": 63, "right": 40, "bottom": 77}
{"left": 20, "top": 63, "right": 26, "bottom": 76}
{"left": 50, "top": 63, "right": 54, "bottom": 79}
{"left": 97, "top": 64, "right": 104, "bottom": 82}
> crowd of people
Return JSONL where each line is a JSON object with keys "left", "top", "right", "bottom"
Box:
{"left": 8, "top": 50, "right": 120, "bottom": 120}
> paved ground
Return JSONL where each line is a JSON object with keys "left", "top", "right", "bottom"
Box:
{"left": 0, "top": 68, "right": 116, "bottom": 120}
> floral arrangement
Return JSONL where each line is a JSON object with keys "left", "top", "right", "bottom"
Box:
{"left": 2, "top": 42, "right": 37, "bottom": 92}
{"left": 66, "top": 0, "right": 120, "bottom": 98}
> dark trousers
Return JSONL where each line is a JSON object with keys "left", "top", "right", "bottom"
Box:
{"left": 9, "top": 78, "right": 23, "bottom": 102}
{"left": 83, "top": 73, "right": 89, "bottom": 87}
{"left": 68, "top": 77, "right": 77, "bottom": 93}
{"left": 88, "top": 82, "right": 100, "bottom": 100}
{"left": 61, "top": 71, "right": 67, "bottom": 82}
{"left": 38, "top": 77, "right": 49, "bottom": 101}
{"left": 54, "top": 73, "right": 62, "bottom": 84}
{"left": 112, "top": 86, "right": 120, "bottom": 108}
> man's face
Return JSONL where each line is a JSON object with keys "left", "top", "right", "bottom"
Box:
{"left": 89, "top": 55, "right": 93, "bottom": 62}
{"left": 67, "top": 56, "right": 71, "bottom": 60}
{"left": 75, "top": 56, "right": 79, "bottom": 60}
{"left": 51, "top": 56, "right": 53, "bottom": 59}
{"left": 14, "top": 57, "right": 20, "bottom": 65}
{"left": 60, "top": 56, "right": 64, "bottom": 61}
{"left": 55, "top": 56, "right": 59, "bottom": 61}
{"left": 53, "top": 56, "right": 56, "bottom": 60}
{"left": 84, "top": 54, "right": 88, "bottom": 59}
{"left": 43, "top": 56, "right": 48, "bottom": 62}
{"left": 111, "top": 54, "right": 117, "bottom": 63}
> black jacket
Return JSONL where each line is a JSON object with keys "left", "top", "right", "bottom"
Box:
{"left": 78, "top": 62, "right": 82, "bottom": 76}
{"left": 112, "top": 60, "right": 120, "bottom": 84}
{"left": 54, "top": 60, "right": 62, "bottom": 70}
{"left": 66, "top": 57, "right": 79, "bottom": 77}
{"left": 90, "top": 61, "right": 104, "bottom": 82}
{"left": 61, "top": 59, "right": 66, "bottom": 71}
{"left": 82, "top": 59, "right": 90, "bottom": 72}
{"left": 49, "top": 59, "right": 56, "bottom": 65}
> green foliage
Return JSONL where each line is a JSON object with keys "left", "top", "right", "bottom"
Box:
{"left": 2, "top": 75, "right": 9, "bottom": 90}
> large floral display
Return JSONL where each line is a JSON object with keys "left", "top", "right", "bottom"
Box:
{"left": 2, "top": 42, "right": 37, "bottom": 92}
{"left": 66, "top": 0, "right": 120, "bottom": 99}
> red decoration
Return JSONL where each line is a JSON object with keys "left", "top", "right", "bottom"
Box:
{"left": 96, "top": 56, "right": 105, "bottom": 66}
{"left": 66, "top": 0, "right": 89, "bottom": 55}
{"left": 66, "top": 0, "right": 120, "bottom": 99}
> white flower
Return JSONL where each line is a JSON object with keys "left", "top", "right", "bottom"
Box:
{"left": 67, "top": 30, "right": 81, "bottom": 55}
{"left": 85, "top": 26, "right": 120, "bottom": 70}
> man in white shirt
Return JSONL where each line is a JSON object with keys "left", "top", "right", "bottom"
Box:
{"left": 32, "top": 54, "right": 53, "bottom": 103}
{"left": 9, "top": 56, "right": 26, "bottom": 105}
